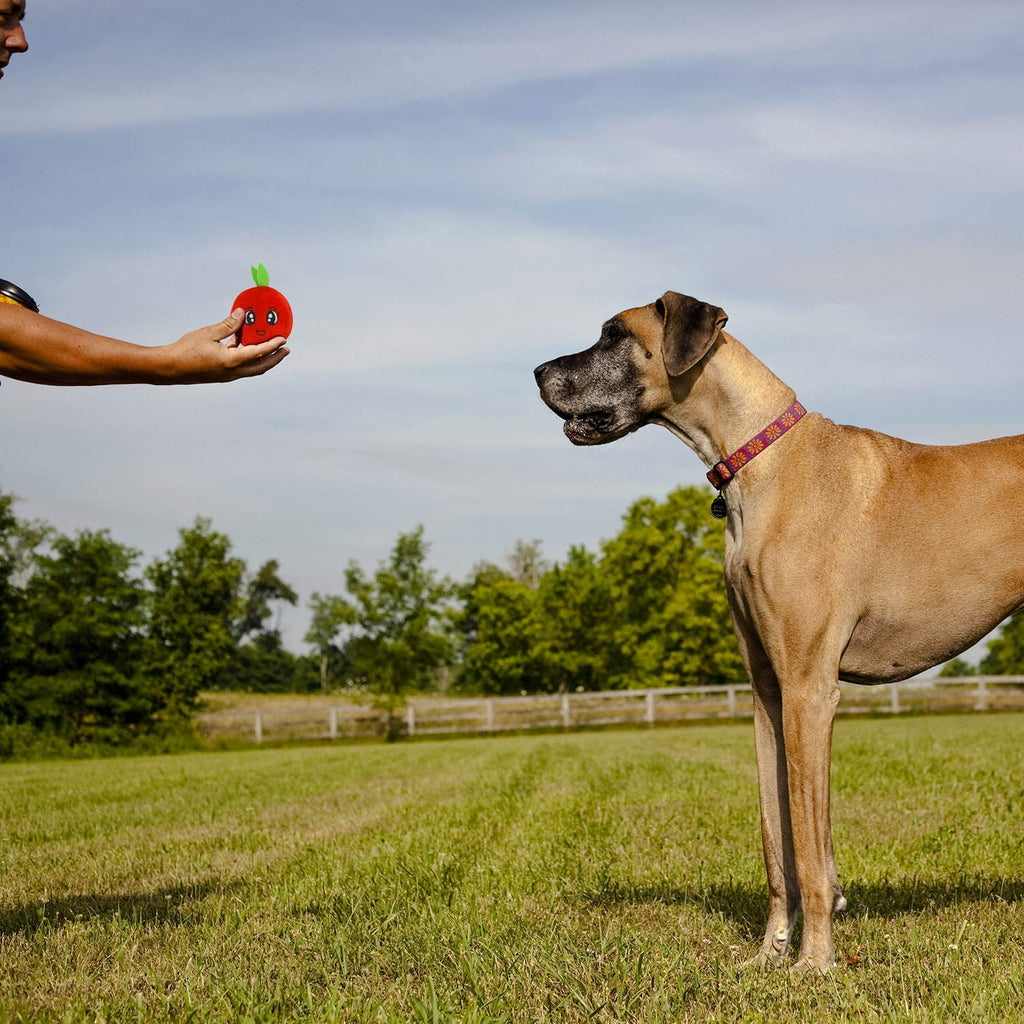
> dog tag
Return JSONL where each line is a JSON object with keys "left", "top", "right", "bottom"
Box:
{"left": 710, "top": 493, "right": 728, "bottom": 519}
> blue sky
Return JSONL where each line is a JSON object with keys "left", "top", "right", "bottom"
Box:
{"left": 4, "top": 0, "right": 1024, "bottom": 653}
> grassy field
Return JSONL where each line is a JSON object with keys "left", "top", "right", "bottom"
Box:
{"left": 0, "top": 714, "right": 1021, "bottom": 1023}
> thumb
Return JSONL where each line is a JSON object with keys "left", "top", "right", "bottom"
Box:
{"left": 201, "top": 308, "right": 245, "bottom": 344}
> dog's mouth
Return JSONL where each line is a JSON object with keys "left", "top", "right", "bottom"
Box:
{"left": 560, "top": 409, "right": 626, "bottom": 446}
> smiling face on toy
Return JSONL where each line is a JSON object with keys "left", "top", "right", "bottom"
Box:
{"left": 233, "top": 263, "right": 293, "bottom": 346}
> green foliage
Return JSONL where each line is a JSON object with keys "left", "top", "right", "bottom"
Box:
{"left": 304, "top": 591, "right": 351, "bottom": 689}
{"left": 145, "top": 517, "right": 246, "bottom": 716}
{"left": 311, "top": 527, "right": 455, "bottom": 707}
{"left": 233, "top": 558, "right": 298, "bottom": 643}
{"left": 0, "top": 490, "right": 50, "bottom": 695}
{"left": 939, "top": 656, "right": 977, "bottom": 677}
{"left": 5, "top": 529, "right": 153, "bottom": 741}
{"left": 979, "top": 612, "right": 1024, "bottom": 674}
{"left": 535, "top": 544, "right": 616, "bottom": 692}
{"left": 231, "top": 632, "right": 321, "bottom": 693}
{"left": 455, "top": 565, "right": 550, "bottom": 695}
{"left": 455, "top": 487, "right": 742, "bottom": 694}
{"left": 600, "top": 486, "right": 741, "bottom": 688}
{"left": 0, "top": 491, "right": 18, "bottom": 692}
{"left": 1, "top": 482, "right": 751, "bottom": 752}
{"left": 0, "top": 494, "right": 313, "bottom": 746}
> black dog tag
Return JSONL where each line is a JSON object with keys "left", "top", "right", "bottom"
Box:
{"left": 710, "top": 493, "right": 728, "bottom": 519}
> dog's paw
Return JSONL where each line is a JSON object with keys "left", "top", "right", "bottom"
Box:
{"left": 790, "top": 952, "right": 836, "bottom": 975}
{"left": 739, "top": 926, "right": 792, "bottom": 971}
{"left": 738, "top": 950, "right": 786, "bottom": 972}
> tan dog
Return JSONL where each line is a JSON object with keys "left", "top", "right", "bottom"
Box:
{"left": 534, "top": 291, "right": 1024, "bottom": 972}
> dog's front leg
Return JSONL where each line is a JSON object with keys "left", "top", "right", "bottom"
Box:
{"left": 747, "top": 667, "right": 801, "bottom": 966}
{"left": 781, "top": 677, "right": 842, "bottom": 972}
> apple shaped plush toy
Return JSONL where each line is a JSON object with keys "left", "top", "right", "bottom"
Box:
{"left": 233, "top": 263, "right": 293, "bottom": 346}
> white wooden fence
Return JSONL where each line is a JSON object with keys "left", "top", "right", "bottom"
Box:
{"left": 196, "top": 676, "right": 1024, "bottom": 744}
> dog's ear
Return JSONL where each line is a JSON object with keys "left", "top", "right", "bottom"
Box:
{"left": 656, "top": 291, "right": 728, "bottom": 377}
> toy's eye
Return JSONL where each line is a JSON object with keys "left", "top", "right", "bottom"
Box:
{"left": 266, "top": 309, "right": 279, "bottom": 326}
{"left": 244, "top": 309, "right": 256, "bottom": 325}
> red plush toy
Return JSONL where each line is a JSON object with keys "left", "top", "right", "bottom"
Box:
{"left": 233, "top": 263, "right": 293, "bottom": 346}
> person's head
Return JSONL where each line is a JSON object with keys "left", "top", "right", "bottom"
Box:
{"left": 0, "top": 0, "right": 27, "bottom": 80}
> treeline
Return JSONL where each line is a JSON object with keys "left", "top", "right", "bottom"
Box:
{"left": 307, "top": 487, "right": 744, "bottom": 702}
{"left": 0, "top": 491, "right": 312, "bottom": 752}
{"left": 4, "top": 482, "right": 1017, "bottom": 753}
{"left": 0, "top": 486, "right": 742, "bottom": 748}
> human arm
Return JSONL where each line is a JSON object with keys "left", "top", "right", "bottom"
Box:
{"left": 0, "top": 305, "right": 289, "bottom": 386}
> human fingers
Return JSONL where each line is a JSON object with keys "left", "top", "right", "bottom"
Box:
{"left": 225, "top": 345, "right": 290, "bottom": 379}
{"left": 234, "top": 335, "right": 288, "bottom": 359}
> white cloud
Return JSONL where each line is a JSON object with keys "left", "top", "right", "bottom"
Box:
{"left": 11, "top": 1, "right": 1024, "bottom": 135}
{"left": 42, "top": 209, "right": 699, "bottom": 375}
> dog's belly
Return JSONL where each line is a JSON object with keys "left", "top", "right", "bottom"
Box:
{"left": 839, "top": 601, "right": 1012, "bottom": 684}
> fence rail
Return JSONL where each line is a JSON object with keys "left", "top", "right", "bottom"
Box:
{"left": 195, "top": 676, "right": 1024, "bottom": 745}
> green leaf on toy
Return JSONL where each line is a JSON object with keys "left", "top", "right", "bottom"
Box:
{"left": 251, "top": 263, "right": 270, "bottom": 288}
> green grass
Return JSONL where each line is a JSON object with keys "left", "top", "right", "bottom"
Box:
{"left": 1, "top": 714, "right": 1022, "bottom": 1023}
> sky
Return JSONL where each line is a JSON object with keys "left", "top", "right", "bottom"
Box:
{"left": 3, "top": 0, "right": 1024, "bottom": 656}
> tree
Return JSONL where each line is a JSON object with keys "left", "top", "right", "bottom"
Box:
{"left": 0, "top": 491, "right": 19, "bottom": 696}
{"left": 455, "top": 542, "right": 613, "bottom": 695}
{"left": 230, "top": 631, "right": 320, "bottom": 693}
{"left": 979, "top": 614, "right": 1024, "bottom": 674}
{"left": 5, "top": 529, "right": 152, "bottom": 741}
{"left": 454, "top": 563, "right": 549, "bottom": 695}
{"left": 939, "top": 656, "right": 977, "bottom": 677}
{"left": 455, "top": 488, "right": 742, "bottom": 695}
{"left": 314, "top": 528, "right": 455, "bottom": 720}
{"left": 219, "top": 558, "right": 302, "bottom": 692}
{"left": 507, "top": 539, "right": 550, "bottom": 589}
{"left": 305, "top": 592, "right": 352, "bottom": 689}
{"left": 233, "top": 558, "right": 298, "bottom": 644}
{"left": 599, "top": 486, "right": 743, "bottom": 688}
{"left": 534, "top": 544, "right": 614, "bottom": 692}
{"left": 144, "top": 517, "right": 245, "bottom": 716}
{"left": 0, "top": 490, "right": 50, "bottom": 700}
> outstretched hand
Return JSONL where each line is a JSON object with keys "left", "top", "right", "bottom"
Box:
{"left": 162, "top": 308, "right": 290, "bottom": 383}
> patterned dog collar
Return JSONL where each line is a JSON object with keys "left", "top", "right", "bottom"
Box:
{"left": 706, "top": 401, "right": 807, "bottom": 490}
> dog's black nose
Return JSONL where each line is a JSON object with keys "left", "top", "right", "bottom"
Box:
{"left": 534, "top": 361, "right": 552, "bottom": 385}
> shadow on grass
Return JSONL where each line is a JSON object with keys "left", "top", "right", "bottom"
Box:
{"left": 0, "top": 879, "right": 243, "bottom": 938}
{"left": 582, "top": 874, "right": 1024, "bottom": 938}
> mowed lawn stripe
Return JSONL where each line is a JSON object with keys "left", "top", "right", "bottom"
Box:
{"left": 1, "top": 714, "right": 1022, "bottom": 1022}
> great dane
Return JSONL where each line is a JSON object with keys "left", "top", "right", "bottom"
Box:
{"left": 534, "top": 291, "right": 1024, "bottom": 972}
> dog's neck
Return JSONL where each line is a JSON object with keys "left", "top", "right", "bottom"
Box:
{"left": 651, "top": 331, "right": 797, "bottom": 473}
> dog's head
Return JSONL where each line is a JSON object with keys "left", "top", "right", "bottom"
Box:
{"left": 533, "top": 291, "right": 728, "bottom": 445}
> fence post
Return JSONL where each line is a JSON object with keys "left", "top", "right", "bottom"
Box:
{"left": 254, "top": 711, "right": 263, "bottom": 743}
{"left": 890, "top": 682, "right": 900, "bottom": 714}
{"left": 329, "top": 707, "right": 338, "bottom": 739}
{"left": 976, "top": 678, "right": 988, "bottom": 711}
{"left": 561, "top": 693, "right": 571, "bottom": 729}
{"left": 645, "top": 690, "right": 656, "bottom": 726}
{"left": 406, "top": 703, "right": 416, "bottom": 737}
{"left": 485, "top": 699, "right": 495, "bottom": 732}
{"left": 727, "top": 686, "right": 737, "bottom": 717}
